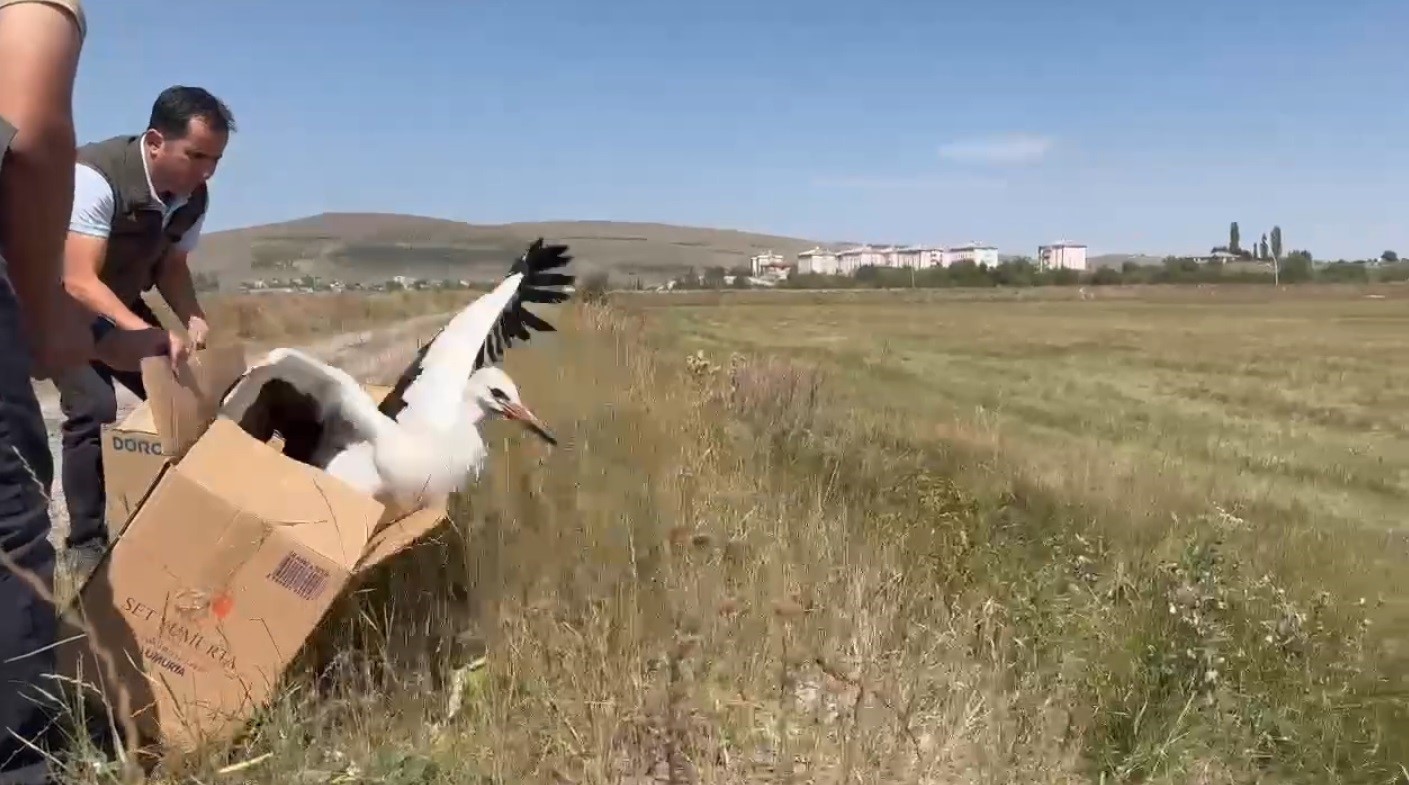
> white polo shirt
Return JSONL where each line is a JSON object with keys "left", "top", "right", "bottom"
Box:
{"left": 68, "top": 139, "right": 206, "bottom": 253}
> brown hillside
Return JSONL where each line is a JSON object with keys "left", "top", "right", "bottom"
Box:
{"left": 190, "top": 212, "right": 830, "bottom": 286}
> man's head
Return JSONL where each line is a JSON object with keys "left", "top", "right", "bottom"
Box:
{"left": 141, "top": 85, "right": 235, "bottom": 198}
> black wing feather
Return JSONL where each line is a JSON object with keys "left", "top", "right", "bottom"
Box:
{"left": 519, "top": 310, "right": 556, "bottom": 333}
{"left": 379, "top": 238, "right": 574, "bottom": 419}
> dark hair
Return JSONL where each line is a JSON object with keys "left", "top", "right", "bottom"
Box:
{"left": 148, "top": 85, "right": 236, "bottom": 138}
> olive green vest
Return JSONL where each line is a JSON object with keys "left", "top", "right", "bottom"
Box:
{"left": 75, "top": 134, "right": 208, "bottom": 306}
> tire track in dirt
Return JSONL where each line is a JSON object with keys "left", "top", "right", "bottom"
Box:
{"left": 30, "top": 313, "right": 451, "bottom": 547}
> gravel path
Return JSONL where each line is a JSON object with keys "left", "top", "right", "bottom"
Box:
{"left": 31, "top": 313, "right": 451, "bottom": 547}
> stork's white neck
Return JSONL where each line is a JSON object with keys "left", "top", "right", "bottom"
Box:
{"left": 465, "top": 400, "right": 492, "bottom": 427}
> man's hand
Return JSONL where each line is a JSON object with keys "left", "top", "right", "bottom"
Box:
{"left": 185, "top": 314, "right": 209, "bottom": 350}
{"left": 165, "top": 329, "right": 189, "bottom": 365}
{"left": 26, "top": 288, "right": 93, "bottom": 380}
{"left": 136, "top": 327, "right": 190, "bottom": 366}
{"left": 93, "top": 325, "right": 188, "bottom": 372}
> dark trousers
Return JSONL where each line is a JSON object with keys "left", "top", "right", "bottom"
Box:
{"left": 0, "top": 257, "right": 61, "bottom": 773}
{"left": 56, "top": 298, "right": 157, "bottom": 550}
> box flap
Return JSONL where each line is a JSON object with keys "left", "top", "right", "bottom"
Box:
{"left": 177, "top": 419, "right": 385, "bottom": 570}
{"left": 113, "top": 402, "right": 158, "bottom": 435}
{"left": 354, "top": 505, "right": 449, "bottom": 573}
{"left": 142, "top": 345, "right": 249, "bottom": 460}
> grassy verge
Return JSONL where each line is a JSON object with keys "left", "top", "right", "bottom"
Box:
{"left": 56, "top": 291, "right": 1408, "bottom": 783}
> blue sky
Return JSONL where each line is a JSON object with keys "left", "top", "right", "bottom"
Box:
{"left": 75, "top": 0, "right": 1406, "bottom": 259}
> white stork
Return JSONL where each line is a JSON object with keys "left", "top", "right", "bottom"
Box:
{"left": 218, "top": 238, "right": 574, "bottom": 515}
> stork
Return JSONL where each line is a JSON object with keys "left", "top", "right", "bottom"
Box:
{"left": 218, "top": 238, "right": 574, "bottom": 515}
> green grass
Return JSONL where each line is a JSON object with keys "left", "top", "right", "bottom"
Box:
{"left": 635, "top": 288, "right": 1409, "bottom": 780}
{"left": 652, "top": 292, "right": 1409, "bottom": 539}
{"left": 50, "top": 287, "right": 1409, "bottom": 783}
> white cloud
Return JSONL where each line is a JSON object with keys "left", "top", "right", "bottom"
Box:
{"left": 936, "top": 133, "right": 1054, "bottom": 165}
{"left": 809, "top": 174, "right": 1006, "bottom": 191}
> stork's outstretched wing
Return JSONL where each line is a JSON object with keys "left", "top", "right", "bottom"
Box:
{"left": 378, "top": 238, "right": 573, "bottom": 423}
{"left": 220, "top": 348, "right": 391, "bottom": 465}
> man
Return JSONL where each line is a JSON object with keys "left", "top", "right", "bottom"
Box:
{"left": 0, "top": 1, "right": 88, "bottom": 781}
{"left": 57, "top": 84, "right": 234, "bottom": 577}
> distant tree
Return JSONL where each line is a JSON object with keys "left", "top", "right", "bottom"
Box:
{"left": 947, "top": 259, "right": 988, "bottom": 286}
{"left": 1270, "top": 226, "right": 1283, "bottom": 259}
{"left": 1229, "top": 221, "right": 1241, "bottom": 253}
{"left": 1259, "top": 234, "right": 1270, "bottom": 260}
{"left": 1320, "top": 261, "right": 1370, "bottom": 283}
{"left": 1282, "top": 250, "right": 1314, "bottom": 283}
{"left": 992, "top": 259, "right": 1036, "bottom": 287}
{"left": 1090, "top": 267, "right": 1123, "bottom": 285}
{"left": 1382, "top": 250, "right": 1399, "bottom": 263}
{"left": 676, "top": 269, "right": 702, "bottom": 289}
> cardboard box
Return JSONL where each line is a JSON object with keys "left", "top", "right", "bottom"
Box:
{"left": 102, "top": 404, "right": 166, "bottom": 538}
{"left": 101, "top": 346, "right": 250, "bottom": 538}
{"left": 60, "top": 352, "right": 449, "bottom": 753}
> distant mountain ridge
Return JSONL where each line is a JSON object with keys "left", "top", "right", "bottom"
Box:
{"left": 190, "top": 212, "right": 1171, "bottom": 287}
{"left": 190, "top": 212, "right": 832, "bottom": 287}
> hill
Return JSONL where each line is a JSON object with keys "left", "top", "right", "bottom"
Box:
{"left": 190, "top": 213, "right": 830, "bottom": 287}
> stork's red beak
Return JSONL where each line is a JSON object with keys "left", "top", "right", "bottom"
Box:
{"left": 502, "top": 401, "right": 557, "bottom": 446}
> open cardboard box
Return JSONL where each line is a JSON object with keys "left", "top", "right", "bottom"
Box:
{"left": 99, "top": 345, "right": 254, "bottom": 538}
{"left": 102, "top": 403, "right": 165, "bottom": 539}
{"left": 59, "top": 344, "right": 450, "bottom": 754}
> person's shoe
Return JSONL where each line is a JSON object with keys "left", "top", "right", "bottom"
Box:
{"left": 61, "top": 541, "right": 106, "bottom": 585}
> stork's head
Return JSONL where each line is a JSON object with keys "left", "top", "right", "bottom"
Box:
{"left": 466, "top": 366, "right": 557, "bottom": 446}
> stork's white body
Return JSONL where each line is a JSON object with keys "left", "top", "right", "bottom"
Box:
{"left": 314, "top": 399, "right": 491, "bottom": 510}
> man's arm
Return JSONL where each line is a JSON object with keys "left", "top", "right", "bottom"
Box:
{"left": 63, "top": 164, "right": 154, "bottom": 330}
{"left": 155, "top": 212, "right": 207, "bottom": 327}
{"left": 0, "top": 0, "right": 85, "bottom": 335}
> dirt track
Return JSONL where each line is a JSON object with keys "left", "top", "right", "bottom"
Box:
{"left": 30, "top": 313, "right": 451, "bottom": 547}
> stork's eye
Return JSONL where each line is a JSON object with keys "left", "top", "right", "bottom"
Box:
{"left": 490, "top": 388, "right": 509, "bottom": 401}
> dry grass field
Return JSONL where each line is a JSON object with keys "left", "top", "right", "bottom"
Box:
{"left": 138, "top": 288, "right": 481, "bottom": 346}
{"left": 51, "top": 286, "right": 1409, "bottom": 783}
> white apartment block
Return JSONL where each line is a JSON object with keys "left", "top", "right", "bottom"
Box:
{"left": 944, "top": 243, "right": 1000, "bottom": 267}
{"left": 797, "top": 247, "right": 839, "bottom": 275}
{"left": 750, "top": 250, "right": 791, "bottom": 279}
{"left": 890, "top": 246, "right": 945, "bottom": 269}
{"left": 1037, "top": 242, "right": 1088, "bottom": 271}
{"left": 835, "top": 245, "right": 887, "bottom": 274}
{"left": 794, "top": 241, "right": 1007, "bottom": 276}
